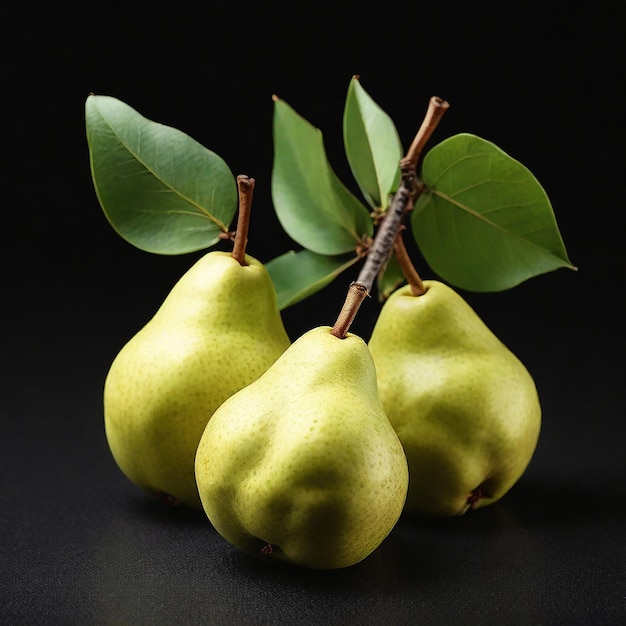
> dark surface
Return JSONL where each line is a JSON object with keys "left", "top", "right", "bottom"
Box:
{"left": 2, "top": 2, "right": 625, "bottom": 624}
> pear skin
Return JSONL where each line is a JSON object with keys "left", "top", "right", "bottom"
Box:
{"left": 368, "top": 281, "right": 541, "bottom": 516}
{"left": 104, "top": 251, "right": 291, "bottom": 509}
{"left": 194, "top": 326, "right": 409, "bottom": 569}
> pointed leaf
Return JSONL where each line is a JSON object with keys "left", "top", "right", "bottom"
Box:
{"left": 271, "top": 98, "right": 373, "bottom": 255}
{"left": 343, "top": 77, "right": 403, "bottom": 210}
{"left": 265, "top": 249, "right": 360, "bottom": 309}
{"left": 412, "top": 133, "right": 576, "bottom": 291}
{"left": 86, "top": 95, "right": 238, "bottom": 254}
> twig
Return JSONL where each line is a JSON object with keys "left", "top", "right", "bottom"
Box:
{"left": 330, "top": 96, "right": 449, "bottom": 338}
{"left": 401, "top": 96, "right": 450, "bottom": 170}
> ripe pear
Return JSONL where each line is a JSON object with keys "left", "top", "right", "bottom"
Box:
{"left": 194, "top": 326, "right": 409, "bottom": 569}
{"left": 368, "top": 280, "right": 541, "bottom": 517}
{"left": 104, "top": 251, "right": 291, "bottom": 509}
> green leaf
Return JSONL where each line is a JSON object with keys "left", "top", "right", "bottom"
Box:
{"left": 343, "top": 77, "right": 403, "bottom": 210}
{"left": 86, "top": 95, "right": 238, "bottom": 255}
{"left": 412, "top": 133, "right": 576, "bottom": 291}
{"left": 266, "top": 249, "right": 361, "bottom": 309}
{"left": 271, "top": 98, "right": 373, "bottom": 256}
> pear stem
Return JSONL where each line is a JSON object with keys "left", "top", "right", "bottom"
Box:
{"left": 330, "top": 96, "right": 449, "bottom": 339}
{"left": 394, "top": 227, "right": 426, "bottom": 296}
{"left": 231, "top": 175, "right": 255, "bottom": 266}
{"left": 332, "top": 283, "right": 369, "bottom": 338}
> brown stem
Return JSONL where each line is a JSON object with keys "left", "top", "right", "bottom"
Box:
{"left": 330, "top": 96, "right": 449, "bottom": 338}
{"left": 401, "top": 96, "right": 450, "bottom": 170}
{"left": 231, "top": 175, "right": 255, "bottom": 266}
{"left": 331, "top": 283, "right": 369, "bottom": 338}
{"left": 394, "top": 227, "right": 426, "bottom": 296}
{"left": 330, "top": 171, "right": 417, "bottom": 338}
{"left": 360, "top": 189, "right": 413, "bottom": 290}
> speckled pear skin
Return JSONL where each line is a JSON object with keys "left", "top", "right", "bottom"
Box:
{"left": 368, "top": 281, "right": 541, "bottom": 517}
{"left": 103, "top": 251, "right": 291, "bottom": 509}
{"left": 194, "top": 326, "right": 409, "bottom": 570}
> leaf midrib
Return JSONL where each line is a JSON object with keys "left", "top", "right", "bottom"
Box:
{"left": 96, "top": 107, "right": 228, "bottom": 230}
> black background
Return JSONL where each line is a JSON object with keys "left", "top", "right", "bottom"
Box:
{"left": 2, "top": 2, "right": 625, "bottom": 624}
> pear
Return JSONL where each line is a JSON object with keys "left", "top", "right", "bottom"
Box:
{"left": 194, "top": 326, "right": 409, "bottom": 569}
{"left": 104, "top": 251, "right": 291, "bottom": 509}
{"left": 368, "top": 280, "right": 541, "bottom": 517}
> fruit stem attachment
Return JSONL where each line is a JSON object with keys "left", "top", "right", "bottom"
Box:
{"left": 231, "top": 175, "right": 255, "bottom": 266}
{"left": 330, "top": 96, "right": 449, "bottom": 339}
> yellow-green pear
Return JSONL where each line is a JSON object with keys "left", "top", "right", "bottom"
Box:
{"left": 368, "top": 281, "right": 541, "bottom": 517}
{"left": 104, "top": 251, "right": 291, "bottom": 509}
{"left": 194, "top": 326, "right": 409, "bottom": 569}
